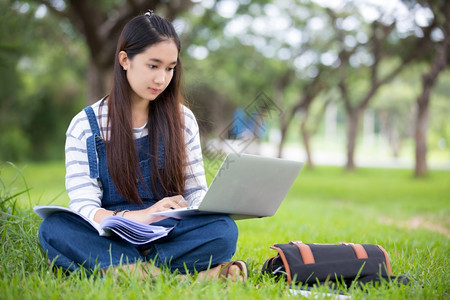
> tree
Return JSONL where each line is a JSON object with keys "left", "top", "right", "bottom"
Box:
{"left": 326, "top": 1, "right": 441, "bottom": 171}
{"left": 215, "top": 1, "right": 336, "bottom": 163}
{"left": 412, "top": 0, "right": 450, "bottom": 176}
{"left": 372, "top": 81, "right": 416, "bottom": 158}
{"left": 299, "top": 95, "right": 333, "bottom": 168}
{"left": 329, "top": 10, "right": 402, "bottom": 170}
{"left": 0, "top": 1, "right": 81, "bottom": 161}
{"left": 33, "top": 0, "right": 194, "bottom": 102}
{"left": 275, "top": 67, "right": 327, "bottom": 162}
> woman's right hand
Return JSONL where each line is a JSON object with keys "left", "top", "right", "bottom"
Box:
{"left": 131, "top": 195, "right": 188, "bottom": 224}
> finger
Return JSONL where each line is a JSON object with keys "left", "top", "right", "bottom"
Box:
{"left": 167, "top": 197, "right": 181, "bottom": 210}
{"left": 172, "top": 199, "right": 181, "bottom": 208}
{"left": 175, "top": 197, "right": 188, "bottom": 208}
{"left": 171, "top": 195, "right": 187, "bottom": 208}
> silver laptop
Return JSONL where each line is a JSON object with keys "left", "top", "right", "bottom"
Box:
{"left": 153, "top": 153, "right": 303, "bottom": 220}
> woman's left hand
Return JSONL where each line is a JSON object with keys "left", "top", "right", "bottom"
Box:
{"left": 94, "top": 195, "right": 188, "bottom": 225}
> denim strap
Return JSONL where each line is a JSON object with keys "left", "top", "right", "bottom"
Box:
{"left": 84, "top": 106, "right": 101, "bottom": 179}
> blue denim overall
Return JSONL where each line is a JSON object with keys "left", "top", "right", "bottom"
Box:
{"left": 38, "top": 106, "right": 238, "bottom": 274}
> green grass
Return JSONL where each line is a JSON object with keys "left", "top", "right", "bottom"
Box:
{"left": 0, "top": 161, "right": 68, "bottom": 207}
{"left": 1, "top": 160, "right": 449, "bottom": 299}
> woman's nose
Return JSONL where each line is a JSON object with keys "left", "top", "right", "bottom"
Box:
{"left": 154, "top": 70, "right": 165, "bottom": 84}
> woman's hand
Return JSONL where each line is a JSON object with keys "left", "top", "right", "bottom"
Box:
{"left": 94, "top": 195, "right": 188, "bottom": 225}
{"left": 131, "top": 195, "right": 188, "bottom": 224}
{"left": 148, "top": 195, "right": 188, "bottom": 212}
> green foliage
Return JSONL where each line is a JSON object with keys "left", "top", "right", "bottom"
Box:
{"left": 1, "top": 0, "right": 449, "bottom": 167}
{"left": 0, "top": 127, "right": 31, "bottom": 162}
{"left": 1, "top": 162, "right": 448, "bottom": 299}
{"left": 0, "top": 2, "right": 33, "bottom": 161}
{"left": 0, "top": 1, "right": 87, "bottom": 162}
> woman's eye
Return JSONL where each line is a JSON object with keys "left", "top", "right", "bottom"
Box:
{"left": 167, "top": 67, "right": 175, "bottom": 71}
{"left": 148, "top": 65, "right": 157, "bottom": 69}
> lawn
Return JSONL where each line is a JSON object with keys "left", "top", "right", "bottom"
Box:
{"left": 0, "top": 160, "right": 449, "bottom": 299}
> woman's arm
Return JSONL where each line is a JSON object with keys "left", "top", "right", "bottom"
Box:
{"left": 67, "top": 105, "right": 204, "bottom": 225}
{"left": 182, "top": 106, "right": 208, "bottom": 206}
{"left": 67, "top": 124, "right": 189, "bottom": 225}
{"left": 65, "top": 112, "right": 104, "bottom": 222}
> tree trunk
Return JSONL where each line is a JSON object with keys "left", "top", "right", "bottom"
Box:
{"left": 390, "top": 128, "right": 400, "bottom": 158}
{"left": 414, "top": 2, "right": 449, "bottom": 177}
{"left": 273, "top": 70, "right": 295, "bottom": 158}
{"left": 87, "top": 61, "right": 112, "bottom": 102}
{"left": 414, "top": 101, "right": 429, "bottom": 177}
{"left": 300, "top": 120, "right": 314, "bottom": 169}
{"left": 346, "top": 111, "right": 361, "bottom": 171}
{"left": 277, "top": 121, "right": 289, "bottom": 158}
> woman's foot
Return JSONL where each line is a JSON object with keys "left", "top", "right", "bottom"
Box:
{"left": 217, "top": 260, "right": 248, "bottom": 281}
{"left": 106, "top": 260, "right": 249, "bottom": 282}
{"left": 195, "top": 260, "right": 248, "bottom": 282}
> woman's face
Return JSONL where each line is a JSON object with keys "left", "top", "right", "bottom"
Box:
{"left": 120, "top": 40, "right": 178, "bottom": 103}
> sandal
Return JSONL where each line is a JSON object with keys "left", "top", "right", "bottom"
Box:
{"left": 218, "top": 260, "right": 248, "bottom": 281}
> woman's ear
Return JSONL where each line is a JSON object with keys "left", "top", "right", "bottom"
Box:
{"left": 119, "top": 51, "right": 129, "bottom": 71}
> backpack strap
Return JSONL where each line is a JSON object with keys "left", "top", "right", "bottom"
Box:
{"left": 290, "top": 241, "right": 315, "bottom": 264}
{"left": 270, "top": 245, "right": 293, "bottom": 283}
{"left": 342, "top": 242, "right": 392, "bottom": 275}
{"left": 340, "top": 242, "right": 369, "bottom": 259}
{"left": 376, "top": 245, "right": 393, "bottom": 275}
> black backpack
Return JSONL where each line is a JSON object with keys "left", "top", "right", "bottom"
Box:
{"left": 261, "top": 241, "right": 410, "bottom": 287}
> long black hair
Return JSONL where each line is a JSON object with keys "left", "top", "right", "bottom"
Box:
{"left": 105, "top": 12, "right": 186, "bottom": 203}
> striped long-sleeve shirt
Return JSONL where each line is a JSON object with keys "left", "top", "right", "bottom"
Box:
{"left": 65, "top": 99, "right": 207, "bottom": 223}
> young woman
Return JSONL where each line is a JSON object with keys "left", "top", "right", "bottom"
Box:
{"left": 38, "top": 11, "right": 247, "bottom": 281}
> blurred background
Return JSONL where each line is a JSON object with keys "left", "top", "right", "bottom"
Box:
{"left": 0, "top": 0, "right": 449, "bottom": 177}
